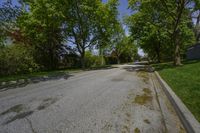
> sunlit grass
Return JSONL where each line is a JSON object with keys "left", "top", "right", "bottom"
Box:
{"left": 153, "top": 60, "right": 200, "bottom": 122}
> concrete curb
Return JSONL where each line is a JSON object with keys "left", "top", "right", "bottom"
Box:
{"left": 155, "top": 71, "right": 200, "bottom": 133}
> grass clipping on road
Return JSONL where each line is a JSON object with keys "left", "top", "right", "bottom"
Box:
{"left": 134, "top": 88, "right": 152, "bottom": 105}
{"left": 153, "top": 60, "right": 200, "bottom": 122}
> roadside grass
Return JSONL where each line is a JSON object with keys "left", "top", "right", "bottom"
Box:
{"left": 0, "top": 65, "right": 112, "bottom": 83}
{"left": 152, "top": 60, "right": 200, "bottom": 122}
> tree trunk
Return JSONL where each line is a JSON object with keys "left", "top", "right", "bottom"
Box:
{"left": 155, "top": 42, "right": 161, "bottom": 63}
{"left": 172, "top": 1, "right": 184, "bottom": 66}
{"left": 174, "top": 36, "right": 182, "bottom": 66}
{"left": 49, "top": 49, "right": 54, "bottom": 70}
{"left": 157, "top": 52, "right": 161, "bottom": 63}
{"left": 99, "top": 46, "right": 104, "bottom": 66}
{"left": 80, "top": 51, "right": 85, "bottom": 69}
{"left": 117, "top": 57, "right": 120, "bottom": 64}
{"left": 101, "top": 55, "right": 104, "bottom": 66}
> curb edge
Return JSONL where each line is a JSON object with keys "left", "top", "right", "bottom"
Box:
{"left": 155, "top": 71, "right": 200, "bottom": 133}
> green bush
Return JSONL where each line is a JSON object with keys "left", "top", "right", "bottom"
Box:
{"left": 84, "top": 51, "right": 105, "bottom": 68}
{"left": 0, "top": 44, "right": 39, "bottom": 76}
{"left": 94, "top": 56, "right": 105, "bottom": 67}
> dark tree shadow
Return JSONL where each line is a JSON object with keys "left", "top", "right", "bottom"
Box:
{"left": 122, "top": 64, "right": 154, "bottom": 73}
{"left": 151, "top": 59, "right": 200, "bottom": 71}
{"left": 182, "top": 59, "right": 200, "bottom": 65}
{"left": 151, "top": 62, "right": 174, "bottom": 71}
{"left": 84, "top": 66, "right": 118, "bottom": 71}
{"left": 1, "top": 73, "right": 73, "bottom": 91}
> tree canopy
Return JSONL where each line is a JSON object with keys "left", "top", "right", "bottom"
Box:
{"left": 126, "top": 0, "right": 198, "bottom": 65}
{"left": 0, "top": 0, "right": 139, "bottom": 75}
{"left": 0, "top": 0, "right": 198, "bottom": 76}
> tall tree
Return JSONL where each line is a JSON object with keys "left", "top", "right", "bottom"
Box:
{"left": 17, "top": 0, "right": 66, "bottom": 70}
{"left": 110, "top": 24, "right": 126, "bottom": 64}
{"left": 64, "top": 0, "right": 119, "bottom": 68}
{"left": 127, "top": 0, "right": 195, "bottom": 65}
{"left": 160, "top": 0, "right": 195, "bottom": 65}
{"left": 94, "top": 0, "right": 119, "bottom": 65}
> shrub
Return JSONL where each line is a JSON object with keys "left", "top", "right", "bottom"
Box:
{"left": 84, "top": 51, "right": 105, "bottom": 68}
{"left": 0, "top": 44, "right": 39, "bottom": 76}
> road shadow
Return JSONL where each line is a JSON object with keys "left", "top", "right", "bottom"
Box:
{"left": 134, "top": 61, "right": 149, "bottom": 65}
{"left": 1, "top": 97, "right": 59, "bottom": 125}
{"left": 151, "top": 59, "right": 200, "bottom": 71}
{"left": 122, "top": 64, "right": 154, "bottom": 73}
{"left": 151, "top": 62, "right": 174, "bottom": 71}
{"left": 0, "top": 73, "right": 73, "bottom": 91}
{"left": 182, "top": 59, "right": 200, "bottom": 65}
{"left": 84, "top": 66, "right": 118, "bottom": 71}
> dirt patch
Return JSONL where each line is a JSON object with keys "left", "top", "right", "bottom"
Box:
{"left": 132, "top": 87, "right": 153, "bottom": 105}
{"left": 134, "top": 94, "right": 152, "bottom": 105}
{"left": 143, "top": 88, "right": 151, "bottom": 94}
{"left": 111, "top": 78, "right": 124, "bottom": 82}
{"left": 37, "top": 98, "right": 57, "bottom": 110}
{"left": 137, "top": 71, "right": 149, "bottom": 84}
{"left": 134, "top": 127, "right": 140, "bottom": 133}
{"left": 1, "top": 104, "right": 24, "bottom": 116}
{"left": 144, "top": 119, "right": 150, "bottom": 124}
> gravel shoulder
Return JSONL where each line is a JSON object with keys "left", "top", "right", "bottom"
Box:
{"left": 0, "top": 64, "right": 185, "bottom": 133}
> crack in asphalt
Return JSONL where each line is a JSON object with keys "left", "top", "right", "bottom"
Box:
{"left": 26, "top": 118, "right": 37, "bottom": 133}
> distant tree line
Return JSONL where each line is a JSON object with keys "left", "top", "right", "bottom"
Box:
{"left": 126, "top": 0, "right": 200, "bottom": 65}
{"left": 0, "top": 0, "right": 138, "bottom": 76}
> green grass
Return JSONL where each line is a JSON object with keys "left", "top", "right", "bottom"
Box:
{"left": 152, "top": 60, "right": 200, "bottom": 122}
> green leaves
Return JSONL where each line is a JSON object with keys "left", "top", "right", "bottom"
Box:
{"left": 0, "top": 44, "right": 39, "bottom": 75}
{"left": 17, "top": 0, "right": 66, "bottom": 69}
{"left": 127, "top": 0, "right": 196, "bottom": 63}
{"left": 0, "top": 0, "right": 122, "bottom": 70}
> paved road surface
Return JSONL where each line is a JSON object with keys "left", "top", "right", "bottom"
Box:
{"left": 0, "top": 64, "right": 185, "bottom": 133}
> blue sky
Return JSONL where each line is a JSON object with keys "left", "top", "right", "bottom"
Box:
{"left": 0, "top": 0, "right": 19, "bottom": 6}
{"left": 102, "top": 0, "right": 131, "bottom": 18}
{"left": 102, "top": 0, "right": 131, "bottom": 36}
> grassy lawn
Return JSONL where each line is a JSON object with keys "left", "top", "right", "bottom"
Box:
{"left": 152, "top": 60, "right": 200, "bottom": 122}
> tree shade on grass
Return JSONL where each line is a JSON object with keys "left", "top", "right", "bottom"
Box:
{"left": 153, "top": 60, "right": 200, "bottom": 122}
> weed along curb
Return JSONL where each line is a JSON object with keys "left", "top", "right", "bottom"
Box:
{"left": 155, "top": 71, "right": 200, "bottom": 133}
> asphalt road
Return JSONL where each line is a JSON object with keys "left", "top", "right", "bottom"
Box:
{"left": 0, "top": 64, "right": 185, "bottom": 133}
